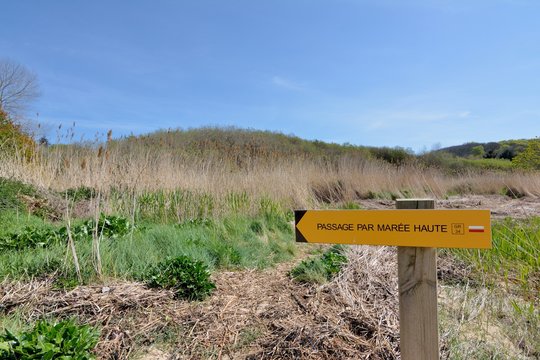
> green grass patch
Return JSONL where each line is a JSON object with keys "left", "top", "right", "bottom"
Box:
{"left": 0, "top": 177, "right": 56, "bottom": 219}
{"left": 0, "top": 211, "right": 50, "bottom": 239}
{"left": 451, "top": 217, "right": 540, "bottom": 297}
{"left": 289, "top": 245, "right": 347, "bottom": 284}
{"left": 0, "top": 214, "right": 296, "bottom": 283}
{"left": 0, "top": 178, "right": 38, "bottom": 213}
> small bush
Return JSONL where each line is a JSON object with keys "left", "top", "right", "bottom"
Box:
{"left": 144, "top": 255, "right": 216, "bottom": 300}
{"left": 0, "top": 319, "right": 99, "bottom": 359}
{"left": 290, "top": 245, "right": 348, "bottom": 284}
{"left": 502, "top": 186, "right": 526, "bottom": 199}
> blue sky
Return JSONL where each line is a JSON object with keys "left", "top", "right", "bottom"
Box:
{"left": 2, "top": 0, "right": 539, "bottom": 151}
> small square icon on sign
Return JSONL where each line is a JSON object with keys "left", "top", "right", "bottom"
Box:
{"left": 451, "top": 223, "right": 465, "bottom": 235}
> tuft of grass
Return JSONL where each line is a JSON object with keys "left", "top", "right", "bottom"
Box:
{"left": 289, "top": 245, "right": 347, "bottom": 284}
{"left": 439, "top": 285, "right": 540, "bottom": 359}
{"left": 339, "top": 201, "right": 362, "bottom": 210}
{"left": 451, "top": 217, "right": 540, "bottom": 297}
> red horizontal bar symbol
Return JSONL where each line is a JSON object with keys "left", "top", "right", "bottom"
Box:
{"left": 468, "top": 226, "right": 485, "bottom": 233}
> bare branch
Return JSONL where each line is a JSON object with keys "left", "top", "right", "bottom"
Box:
{"left": 0, "top": 59, "right": 40, "bottom": 117}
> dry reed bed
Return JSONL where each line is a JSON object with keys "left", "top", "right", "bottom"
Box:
{"left": 2, "top": 147, "right": 540, "bottom": 215}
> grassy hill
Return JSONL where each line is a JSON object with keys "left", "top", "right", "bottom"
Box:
{"left": 106, "top": 128, "right": 538, "bottom": 172}
{"left": 109, "top": 127, "right": 415, "bottom": 166}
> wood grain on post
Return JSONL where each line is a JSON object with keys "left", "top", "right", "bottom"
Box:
{"left": 396, "top": 199, "right": 439, "bottom": 360}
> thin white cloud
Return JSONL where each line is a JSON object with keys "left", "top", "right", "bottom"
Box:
{"left": 271, "top": 76, "right": 306, "bottom": 91}
{"left": 361, "top": 109, "right": 472, "bottom": 130}
{"left": 346, "top": 110, "right": 472, "bottom": 131}
{"left": 368, "top": 120, "right": 386, "bottom": 130}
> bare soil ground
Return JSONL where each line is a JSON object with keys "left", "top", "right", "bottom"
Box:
{"left": 360, "top": 195, "right": 540, "bottom": 219}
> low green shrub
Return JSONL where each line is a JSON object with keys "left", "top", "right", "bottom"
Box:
{"left": 369, "top": 146, "right": 414, "bottom": 165}
{"left": 0, "top": 319, "right": 99, "bottom": 359}
{"left": 290, "top": 245, "right": 347, "bottom": 284}
{"left": 512, "top": 139, "right": 540, "bottom": 170}
{"left": 0, "top": 226, "right": 62, "bottom": 251}
{"left": 75, "top": 214, "right": 133, "bottom": 239}
{"left": 144, "top": 255, "right": 216, "bottom": 301}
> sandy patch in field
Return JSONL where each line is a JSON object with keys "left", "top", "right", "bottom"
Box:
{"left": 360, "top": 195, "right": 540, "bottom": 219}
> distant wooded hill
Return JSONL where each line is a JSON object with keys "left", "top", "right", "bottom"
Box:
{"left": 436, "top": 139, "right": 534, "bottom": 160}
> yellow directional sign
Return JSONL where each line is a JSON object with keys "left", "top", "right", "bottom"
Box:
{"left": 295, "top": 209, "right": 491, "bottom": 248}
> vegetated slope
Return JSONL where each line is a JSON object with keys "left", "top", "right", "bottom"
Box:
{"left": 108, "top": 126, "right": 414, "bottom": 165}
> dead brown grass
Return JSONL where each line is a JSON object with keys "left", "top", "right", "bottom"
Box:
{"left": 2, "top": 142, "right": 540, "bottom": 220}
{"left": 0, "top": 247, "right": 403, "bottom": 360}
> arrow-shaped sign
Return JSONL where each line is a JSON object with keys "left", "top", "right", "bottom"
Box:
{"left": 294, "top": 209, "right": 491, "bottom": 248}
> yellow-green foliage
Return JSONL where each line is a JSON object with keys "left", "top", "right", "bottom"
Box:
{"left": 0, "top": 109, "right": 35, "bottom": 159}
{"left": 513, "top": 139, "right": 540, "bottom": 170}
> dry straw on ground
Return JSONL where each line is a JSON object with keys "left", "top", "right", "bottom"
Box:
{"left": 0, "top": 246, "right": 404, "bottom": 359}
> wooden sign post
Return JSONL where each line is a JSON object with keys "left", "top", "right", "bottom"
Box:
{"left": 294, "top": 199, "right": 492, "bottom": 360}
{"left": 396, "top": 199, "right": 438, "bottom": 360}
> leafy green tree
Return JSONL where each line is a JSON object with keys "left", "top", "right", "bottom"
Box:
{"left": 471, "top": 145, "right": 485, "bottom": 158}
{"left": 513, "top": 140, "right": 540, "bottom": 170}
